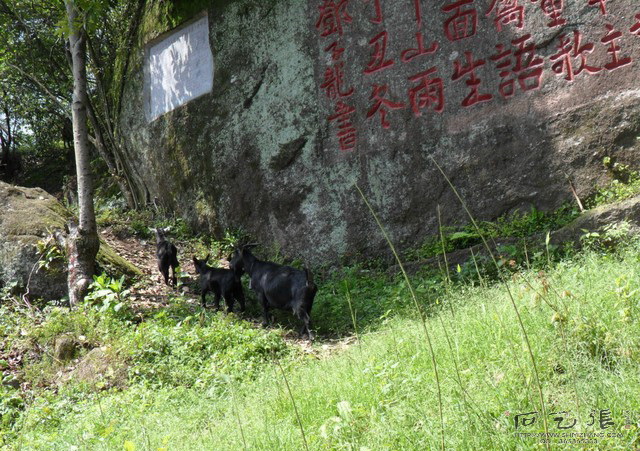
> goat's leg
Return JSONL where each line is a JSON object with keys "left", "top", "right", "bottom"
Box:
{"left": 259, "top": 293, "right": 270, "bottom": 327}
{"left": 171, "top": 265, "right": 178, "bottom": 287}
{"left": 159, "top": 265, "right": 169, "bottom": 285}
{"left": 234, "top": 284, "right": 246, "bottom": 313}
{"left": 296, "top": 308, "right": 314, "bottom": 340}
{"left": 223, "top": 288, "right": 234, "bottom": 313}
{"left": 201, "top": 288, "right": 208, "bottom": 308}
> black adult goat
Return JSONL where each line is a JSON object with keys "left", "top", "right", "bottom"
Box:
{"left": 153, "top": 227, "right": 179, "bottom": 286}
{"left": 193, "top": 255, "right": 246, "bottom": 312}
{"left": 230, "top": 245, "right": 317, "bottom": 339}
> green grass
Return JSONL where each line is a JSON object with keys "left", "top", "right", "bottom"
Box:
{"left": 405, "top": 204, "right": 580, "bottom": 261}
{"left": 586, "top": 158, "right": 640, "bottom": 208}
{"left": 5, "top": 243, "right": 640, "bottom": 450}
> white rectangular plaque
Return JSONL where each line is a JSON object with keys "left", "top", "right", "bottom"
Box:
{"left": 145, "top": 14, "right": 214, "bottom": 121}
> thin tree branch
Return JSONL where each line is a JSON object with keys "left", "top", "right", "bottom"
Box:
{"left": 7, "top": 63, "right": 69, "bottom": 116}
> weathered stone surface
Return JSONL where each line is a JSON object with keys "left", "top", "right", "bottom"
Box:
{"left": 0, "top": 182, "right": 69, "bottom": 299}
{"left": 551, "top": 194, "right": 640, "bottom": 246}
{"left": 0, "top": 181, "right": 141, "bottom": 300}
{"left": 118, "top": 1, "right": 640, "bottom": 264}
{"left": 58, "top": 346, "right": 128, "bottom": 390}
{"left": 54, "top": 335, "right": 78, "bottom": 362}
{"left": 389, "top": 194, "right": 640, "bottom": 275}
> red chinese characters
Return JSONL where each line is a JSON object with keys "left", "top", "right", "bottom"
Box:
{"left": 442, "top": 0, "right": 478, "bottom": 42}
{"left": 600, "top": 24, "right": 631, "bottom": 71}
{"left": 364, "top": 31, "right": 395, "bottom": 74}
{"left": 408, "top": 68, "right": 444, "bottom": 115}
{"left": 363, "top": 0, "right": 383, "bottom": 24}
{"left": 366, "top": 84, "right": 405, "bottom": 128}
{"left": 328, "top": 102, "right": 357, "bottom": 152}
{"left": 402, "top": 33, "right": 438, "bottom": 63}
{"left": 550, "top": 31, "right": 601, "bottom": 81}
{"left": 451, "top": 51, "right": 493, "bottom": 107}
{"left": 315, "top": 0, "right": 352, "bottom": 37}
{"left": 413, "top": 0, "right": 423, "bottom": 28}
{"left": 490, "top": 34, "right": 544, "bottom": 97}
{"left": 630, "top": 14, "right": 640, "bottom": 35}
{"left": 316, "top": 0, "right": 357, "bottom": 152}
{"left": 531, "top": 0, "right": 566, "bottom": 28}
{"left": 315, "top": 0, "right": 634, "bottom": 149}
{"left": 588, "top": 0, "right": 607, "bottom": 16}
{"left": 486, "top": 0, "right": 525, "bottom": 32}
{"left": 324, "top": 42, "right": 345, "bottom": 61}
{"left": 320, "top": 62, "right": 355, "bottom": 99}
{"left": 402, "top": 0, "right": 438, "bottom": 63}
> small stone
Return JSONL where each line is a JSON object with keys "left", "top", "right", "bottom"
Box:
{"left": 54, "top": 335, "right": 78, "bottom": 362}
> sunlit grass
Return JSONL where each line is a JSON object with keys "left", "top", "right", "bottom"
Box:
{"left": 10, "top": 246, "right": 640, "bottom": 450}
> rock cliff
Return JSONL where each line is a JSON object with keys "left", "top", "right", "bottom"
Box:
{"left": 118, "top": 0, "right": 640, "bottom": 263}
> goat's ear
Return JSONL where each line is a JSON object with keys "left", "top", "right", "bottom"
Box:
{"left": 244, "top": 243, "right": 258, "bottom": 250}
{"left": 204, "top": 254, "right": 210, "bottom": 262}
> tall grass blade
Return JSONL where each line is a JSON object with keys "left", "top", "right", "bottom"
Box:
{"left": 276, "top": 359, "right": 309, "bottom": 451}
{"left": 355, "top": 183, "right": 445, "bottom": 451}
{"left": 230, "top": 384, "right": 248, "bottom": 450}
{"left": 344, "top": 280, "right": 360, "bottom": 346}
{"left": 437, "top": 204, "right": 456, "bottom": 318}
{"left": 437, "top": 204, "right": 452, "bottom": 287}
{"left": 429, "top": 156, "right": 550, "bottom": 450}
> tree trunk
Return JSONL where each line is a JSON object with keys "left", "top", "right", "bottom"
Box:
{"left": 65, "top": 0, "right": 100, "bottom": 306}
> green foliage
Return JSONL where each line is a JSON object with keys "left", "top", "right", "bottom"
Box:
{"left": 36, "top": 234, "right": 65, "bottom": 274}
{"left": 313, "top": 265, "right": 451, "bottom": 336}
{"left": 406, "top": 204, "right": 579, "bottom": 261}
{"left": 26, "top": 307, "right": 120, "bottom": 350}
{"left": 209, "top": 228, "right": 249, "bottom": 259}
{"left": 580, "top": 221, "right": 636, "bottom": 252}
{"left": 96, "top": 196, "right": 195, "bottom": 242}
{"left": 83, "top": 273, "right": 132, "bottom": 319}
{"left": 0, "top": 383, "right": 24, "bottom": 432}
{"left": 11, "top": 245, "right": 640, "bottom": 450}
{"left": 587, "top": 157, "right": 640, "bottom": 207}
{"left": 95, "top": 198, "right": 153, "bottom": 238}
{"left": 128, "top": 305, "right": 291, "bottom": 389}
{"left": 1, "top": 0, "right": 145, "bottom": 196}
{"left": 154, "top": 217, "right": 192, "bottom": 241}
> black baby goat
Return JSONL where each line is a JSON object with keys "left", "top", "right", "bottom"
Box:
{"left": 231, "top": 245, "right": 317, "bottom": 339}
{"left": 193, "top": 255, "right": 246, "bottom": 312}
{"left": 153, "top": 227, "right": 179, "bottom": 287}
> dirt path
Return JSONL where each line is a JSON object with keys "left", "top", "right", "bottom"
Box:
{"left": 99, "top": 229, "right": 355, "bottom": 354}
{"left": 100, "top": 229, "right": 192, "bottom": 310}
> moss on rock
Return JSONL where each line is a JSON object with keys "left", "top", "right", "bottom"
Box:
{"left": 0, "top": 181, "right": 141, "bottom": 300}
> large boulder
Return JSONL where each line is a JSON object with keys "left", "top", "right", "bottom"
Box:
{"left": 118, "top": 1, "right": 640, "bottom": 264}
{"left": 0, "top": 181, "right": 140, "bottom": 301}
{"left": 0, "top": 182, "right": 69, "bottom": 300}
